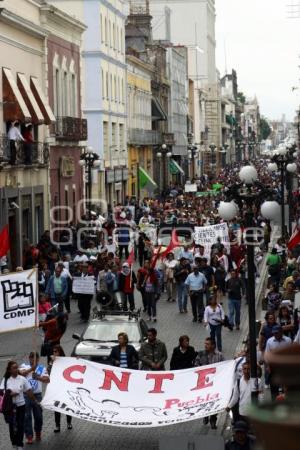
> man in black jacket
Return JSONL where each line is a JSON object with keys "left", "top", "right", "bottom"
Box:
{"left": 109, "top": 332, "right": 139, "bottom": 369}
{"left": 174, "top": 257, "right": 191, "bottom": 313}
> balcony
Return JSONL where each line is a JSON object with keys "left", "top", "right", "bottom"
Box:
{"left": 0, "top": 135, "right": 49, "bottom": 166}
{"left": 52, "top": 117, "right": 88, "bottom": 141}
{"left": 128, "top": 128, "right": 162, "bottom": 146}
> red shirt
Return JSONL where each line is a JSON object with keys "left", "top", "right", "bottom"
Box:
{"left": 123, "top": 274, "right": 134, "bottom": 294}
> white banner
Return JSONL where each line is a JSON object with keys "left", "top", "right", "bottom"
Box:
{"left": 72, "top": 277, "right": 95, "bottom": 295}
{"left": 193, "top": 223, "right": 230, "bottom": 257}
{"left": 42, "top": 357, "right": 235, "bottom": 428}
{"left": 0, "top": 269, "right": 37, "bottom": 333}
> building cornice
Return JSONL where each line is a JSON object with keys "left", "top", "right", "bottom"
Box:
{"left": 0, "top": 33, "right": 43, "bottom": 56}
{"left": 83, "top": 50, "right": 127, "bottom": 69}
{"left": 0, "top": 8, "right": 48, "bottom": 39}
{"left": 40, "top": 4, "right": 87, "bottom": 34}
{"left": 126, "top": 54, "right": 155, "bottom": 75}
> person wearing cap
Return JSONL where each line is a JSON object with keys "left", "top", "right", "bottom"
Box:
{"left": 19, "top": 352, "right": 49, "bottom": 444}
{"left": 265, "top": 324, "right": 292, "bottom": 400}
{"left": 118, "top": 262, "right": 137, "bottom": 311}
{"left": 225, "top": 420, "right": 256, "bottom": 450}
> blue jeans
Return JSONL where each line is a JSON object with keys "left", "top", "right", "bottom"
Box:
{"left": 177, "top": 282, "right": 188, "bottom": 312}
{"left": 228, "top": 298, "right": 241, "bottom": 327}
{"left": 209, "top": 324, "right": 223, "bottom": 352}
{"left": 24, "top": 393, "right": 43, "bottom": 437}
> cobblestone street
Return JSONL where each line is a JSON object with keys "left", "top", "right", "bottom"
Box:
{"left": 0, "top": 286, "right": 250, "bottom": 450}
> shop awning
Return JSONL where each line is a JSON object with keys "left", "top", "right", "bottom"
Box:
{"left": 152, "top": 97, "right": 167, "bottom": 121}
{"left": 17, "top": 73, "right": 44, "bottom": 124}
{"left": 169, "top": 158, "right": 185, "bottom": 176}
{"left": 2, "top": 67, "right": 31, "bottom": 123}
{"left": 30, "top": 76, "right": 56, "bottom": 124}
{"left": 139, "top": 167, "right": 157, "bottom": 191}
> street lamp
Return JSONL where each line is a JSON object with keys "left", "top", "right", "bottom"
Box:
{"left": 187, "top": 144, "right": 199, "bottom": 179}
{"left": 156, "top": 143, "right": 172, "bottom": 192}
{"left": 268, "top": 144, "right": 297, "bottom": 237}
{"left": 79, "top": 146, "right": 101, "bottom": 220}
{"left": 218, "top": 166, "right": 279, "bottom": 403}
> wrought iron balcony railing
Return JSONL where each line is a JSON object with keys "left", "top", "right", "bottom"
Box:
{"left": 128, "top": 128, "right": 162, "bottom": 146}
{"left": 0, "top": 135, "right": 49, "bottom": 166}
{"left": 52, "top": 116, "right": 88, "bottom": 141}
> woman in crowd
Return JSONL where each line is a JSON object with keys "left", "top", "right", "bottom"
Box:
{"left": 164, "top": 252, "right": 177, "bottom": 303}
{"left": 170, "top": 335, "right": 196, "bottom": 370}
{"left": 48, "top": 345, "right": 72, "bottom": 432}
{"left": 109, "top": 332, "right": 139, "bottom": 369}
{"left": 204, "top": 290, "right": 225, "bottom": 352}
{"left": 0, "top": 361, "right": 41, "bottom": 449}
{"left": 277, "top": 304, "right": 295, "bottom": 339}
{"left": 266, "top": 284, "right": 282, "bottom": 312}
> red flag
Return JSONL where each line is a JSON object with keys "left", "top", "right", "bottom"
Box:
{"left": 126, "top": 248, "right": 135, "bottom": 266}
{"left": 160, "top": 229, "right": 180, "bottom": 259}
{"left": 288, "top": 226, "right": 300, "bottom": 250}
{"left": 150, "top": 245, "right": 162, "bottom": 269}
{"left": 0, "top": 225, "right": 10, "bottom": 258}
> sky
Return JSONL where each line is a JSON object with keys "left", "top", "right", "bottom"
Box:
{"left": 215, "top": 0, "right": 300, "bottom": 121}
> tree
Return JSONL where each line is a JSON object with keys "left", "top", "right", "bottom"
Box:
{"left": 259, "top": 117, "right": 271, "bottom": 140}
{"left": 237, "top": 91, "right": 246, "bottom": 104}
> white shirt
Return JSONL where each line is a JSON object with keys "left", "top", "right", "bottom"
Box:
{"left": 294, "top": 329, "right": 300, "bottom": 344}
{"left": 265, "top": 335, "right": 292, "bottom": 354}
{"left": 19, "top": 363, "right": 49, "bottom": 394}
{"left": 0, "top": 375, "right": 31, "bottom": 406}
{"left": 73, "top": 254, "right": 89, "bottom": 262}
{"left": 228, "top": 376, "right": 263, "bottom": 416}
{"left": 204, "top": 304, "right": 225, "bottom": 325}
{"left": 106, "top": 243, "right": 117, "bottom": 255}
{"left": 8, "top": 126, "right": 24, "bottom": 141}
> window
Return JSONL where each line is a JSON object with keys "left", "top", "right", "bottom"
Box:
{"left": 112, "top": 123, "right": 116, "bottom": 147}
{"left": 121, "top": 77, "right": 124, "bottom": 103}
{"left": 110, "top": 74, "right": 113, "bottom": 99}
{"left": 119, "top": 124, "right": 124, "bottom": 151}
{"left": 106, "top": 72, "right": 109, "bottom": 98}
{"left": 100, "top": 14, "right": 103, "bottom": 42}
{"left": 113, "top": 23, "right": 115, "bottom": 49}
{"left": 103, "top": 121, "right": 109, "bottom": 159}
{"left": 105, "top": 18, "right": 108, "bottom": 45}
{"left": 101, "top": 69, "right": 104, "bottom": 98}
{"left": 63, "top": 72, "right": 68, "bottom": 116}
{"left": 70, "top": 74, "right": 76, "bottom": 116}
{"left": 109, "top": 21, "right": 112, "bottom": 47}
{"left": 116, "top": 26, "right": 119, "bottom": 52}
{"left": 54, "top": 68, "right": 60, "bottom": 116}
{"left": 118, "top": 77, "right": 121, "bottom": 103}
{"left": 114, "top": 75, "right": 117, "bottom": 101}
{"left": 120, "top": 29, "right": 123, "bottom": 54}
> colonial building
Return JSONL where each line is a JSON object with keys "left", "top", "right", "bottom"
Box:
{"left": 0, "top": 0, "right": 55, "bottom": 267}
{"left": 126, "top": 54, "right": 158, "bottom": 199}
{"left": 40, "top": 3, "right": 87, "bottom": 226}
{"left": 49, "top": 0, "right": 128, "bottom": 208}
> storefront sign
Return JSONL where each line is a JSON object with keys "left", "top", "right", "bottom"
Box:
{"left": 42, "top": 357, "right": 235, "bottom": 428}
{"left": 0, "top": 269, "right": 37, "bottom": 333}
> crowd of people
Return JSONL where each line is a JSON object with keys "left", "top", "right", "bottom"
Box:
{"left": 1, "top": 160, "right": 300, "bottom": 449}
